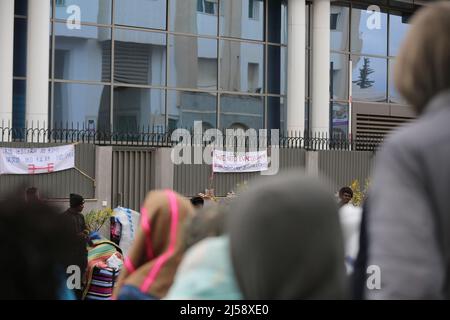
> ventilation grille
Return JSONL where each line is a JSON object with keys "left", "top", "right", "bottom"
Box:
{"left": 355, "top": 113, "right": 414, "bottom": 140}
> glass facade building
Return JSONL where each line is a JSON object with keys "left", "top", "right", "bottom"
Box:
{"left": 330, "top": 0, "right": 414, "bottom": 136}
{"left": 7, "top": 0, "right": 427, "bottom": 135}
{"left": 43, "top": 0, "right": 286, "bottom": 132}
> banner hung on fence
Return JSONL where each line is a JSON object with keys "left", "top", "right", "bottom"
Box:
{"left": 212, "top": 149, "right": 268, "bottom": 173}
{"left": 0, "top": 145, "right": 75, "bottom": 175}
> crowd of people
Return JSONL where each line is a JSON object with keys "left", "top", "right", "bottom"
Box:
{"left": 0, "top": 2, "right": 449, "bottom": 300}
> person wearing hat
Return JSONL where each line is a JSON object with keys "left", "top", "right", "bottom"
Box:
{"left": 63, "top": 194, "right": 87, "bottom": 236}
{"left": 62, "top": 193, "right": 88, "bottom": 300}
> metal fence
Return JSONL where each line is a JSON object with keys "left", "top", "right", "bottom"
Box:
{"left": 112, "top": 147, "right": 155, "bottom": 211}
{"left": 0, "top": 126, "right": 384, "bottom": 151}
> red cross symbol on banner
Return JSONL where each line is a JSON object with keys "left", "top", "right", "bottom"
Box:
{"left": 28, "top": 163, "right": 55, "bottom": 174}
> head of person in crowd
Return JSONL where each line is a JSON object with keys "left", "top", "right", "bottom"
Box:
{"left": 339, "top": 187, "right": 354, "bottom": 207}
{"left": 0, "top": 192, "right": 86, "bottom": 300}
{"left": 395, "top": 1, "right": 450, "bottom": 114}
{"left": 113, "top": 190, "right": 194, "bottom": 300}
{"left": 25, "top": 187, "right": 40, "bottom": 203}
{"left": 184, "top": 202, "right": 227, "bottom": 250}
{"left": 190, "top": 195, "right": 205, "bottom": 209}
{"left": 165, "top": 236, "right": 242, "bottom": 300}
{"left": 228, "top": 172, "right": 348, "bottom": 300}
{"left": 70, "top": 194, "right": 85, "bottom": 212}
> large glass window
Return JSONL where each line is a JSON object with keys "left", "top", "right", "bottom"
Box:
{"left": 15, "top": 0, "right": 28, "bottom": 16}
{"left": 268, "top": 0, "right": 287, "bottom": 45}
{"left": 268, "top": 96, "right": 286, "bottom": 132}
{"left": 330, "top": 5, "right": 349, "bottom": 52}
{"left": 13, "top": 18, "right": 27, "bottom": 77}
{"left": 13, "top": 80, "right": 26, "bottom": 129}
{"left": 220, "top": 40, "right": 264, "bottom": 93}
{"left": 170, "top": 0, "right": 218, "bottom": 36}
{"left": 330, "top": 53, "right": 349, "bottom": 101}
{"left": 268, "top": 45, "right": 287, "bottom": 95}
{"left": 351, "top": 55, "right": 387, "bottom": 102}
{"left": 220, "top": 0, "right": 264, "bottom": 41}
{"left": 46, "top": 0, "right": 286, "bottom": 131}
{"left": 220, "top": 94, "right": 264, "bottom": 130}
{"left": 54, "top": 0, "right": 112, "bottom": 25}
{"left": 53, "top": 23, "right": 111, "bottom": 82}
{"left": 351, "top": 6, "right": 388, "bottom": 56}
{"left": 167, "top": 90, "right": 216, "bottom": 130}
{"left": 169, "top": 35, "right": 217, "bottom": 90}
{"left": 114, "top": 0, "right": 167, "bottom": 30}
{"left": 389, "top": 59, "right": 406, "bottom": 104}
{"left": 114, "top": 28, "right": 166, "bottom": 86}
{"left": 113, "top": 87, "right": 166, "bottom": 132}
{"left": 53, "top": 83, "right": 111, "bottom": 130}
{"left": 389, "top": 11, "right": 411, "bottom": 56}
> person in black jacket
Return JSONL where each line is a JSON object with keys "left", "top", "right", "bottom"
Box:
{"left": 61, "top": 194, "right": 88, "bottom": 299}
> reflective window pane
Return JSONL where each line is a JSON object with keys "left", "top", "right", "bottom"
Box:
{"left": 351, "top": 6, "right": 388, "bottom": 56}
{"left": 330, "top": 53, "right": 349, "bottom": 100}
{"left": 331, "top": 5, "right": 349, "bottom": 51}
{"left": 54, "top": 0, "right": 112, "bottom": 25}
{"left": 113, "top": 87, "right": 166, "bottom": 132}
{"left": 115, "top": 0, "right": 166, "bottom": 30}
{"left": 14, "top": 18, "right": 27, "bottom": 77}
{"left": 13, "top": 80, "right": 26, "bottom": 129}
{"left": 268, "top": 96, "right": 287, "bottom": 132}
{"left": 351, "top": 55, "right": 387, "bottom": 102}
{"left": 220, "top": 94, "right": 264, "bottom": 130}
{"left": 220, "top": 0, "right": 264, "bottom": 41}
{"left": 268, "top": 45, "right": 287, "bottom": 95}
{"left": 167, "top": 90, "right": 216, "bottom": 130}
{"left": 331, "top": 102, "right": 349, "bottom": 137}
{"left": 389, "top": 11, "right": 411, "bottom": 56}
{"left": 114, "top": 28, "right": 166, "bottom": 86}
{"left": 54, "top": 23, "right": 111, "bottom": 81}
{"left": 169, "top": 35, "right": 217, "bottom": 90}
{"left": 389, "top": 59, "right": 406, "bottom": 104}
{"left": 53, "top": 83, "right": 111, "bottom": 130}
{"left": 169, "top": 0, "right": 218, "bottom": 36}
{"left": 220, "top": 40, "right": 264, "bottom": 93}
{"left": 268, "top": 0, "right": 287, "bottom": 44}
{"left": 15, "top": 0, "right": 27, "bottom": 16}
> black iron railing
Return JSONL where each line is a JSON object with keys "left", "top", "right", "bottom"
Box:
{"left": 0, "top": 126, "right": 384, "bottom": 151}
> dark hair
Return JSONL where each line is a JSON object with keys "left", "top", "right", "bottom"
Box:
{"left": 339, "top": 187, "right": 353, "bottom": 198}
{"left": 70, "top": 193, "right": 84, "bottom": 208}
{"left": 0, "top": 192, "right": 86, "bottom": 300}
{"left": 190, "top": 196, "right": 204, "bottom": 207}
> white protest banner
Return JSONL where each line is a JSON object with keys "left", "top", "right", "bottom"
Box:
{"left": 0, "top": 145, "right": 75, "bottom": 175}
{"left": 213, "top": 149, "right": 268, "bottom": 173}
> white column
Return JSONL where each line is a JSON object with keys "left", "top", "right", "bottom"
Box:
{"left": 311, "top": 0, "right": 330, "bottom": 135}
{"left": 287, "top": 0, "right": 306, "bottom": 135}
{"left": 26, "top": 0, "right": 50, "bottom": 128}
{"left": 0, "top": 0, "right": 15, "bottom": 127}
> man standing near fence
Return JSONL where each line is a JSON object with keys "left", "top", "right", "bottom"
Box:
{"left": 61, "top": 193, "right": 88, "bottom": 299}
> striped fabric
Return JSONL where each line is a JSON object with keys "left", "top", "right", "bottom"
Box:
{"left": 85, "top": 267, "right": 120, "bottom": 300}
{"left": 83, "top": 239, "right": 124, "bottom": 300}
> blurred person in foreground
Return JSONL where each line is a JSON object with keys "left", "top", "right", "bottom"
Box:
{"left": 227, "top": 172, "right": 348, "bottom": 299}
{"left": 113, "top": 190, "right": 194, "bottom": 300}
{"left": 0, "top": 193, "right": 86, "bottom": 300}
{"left": 165, "top": 203, "right": 242, "bottom": 300}
{"left": 366, "top": 2, "right": 450, "bottom": 299}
